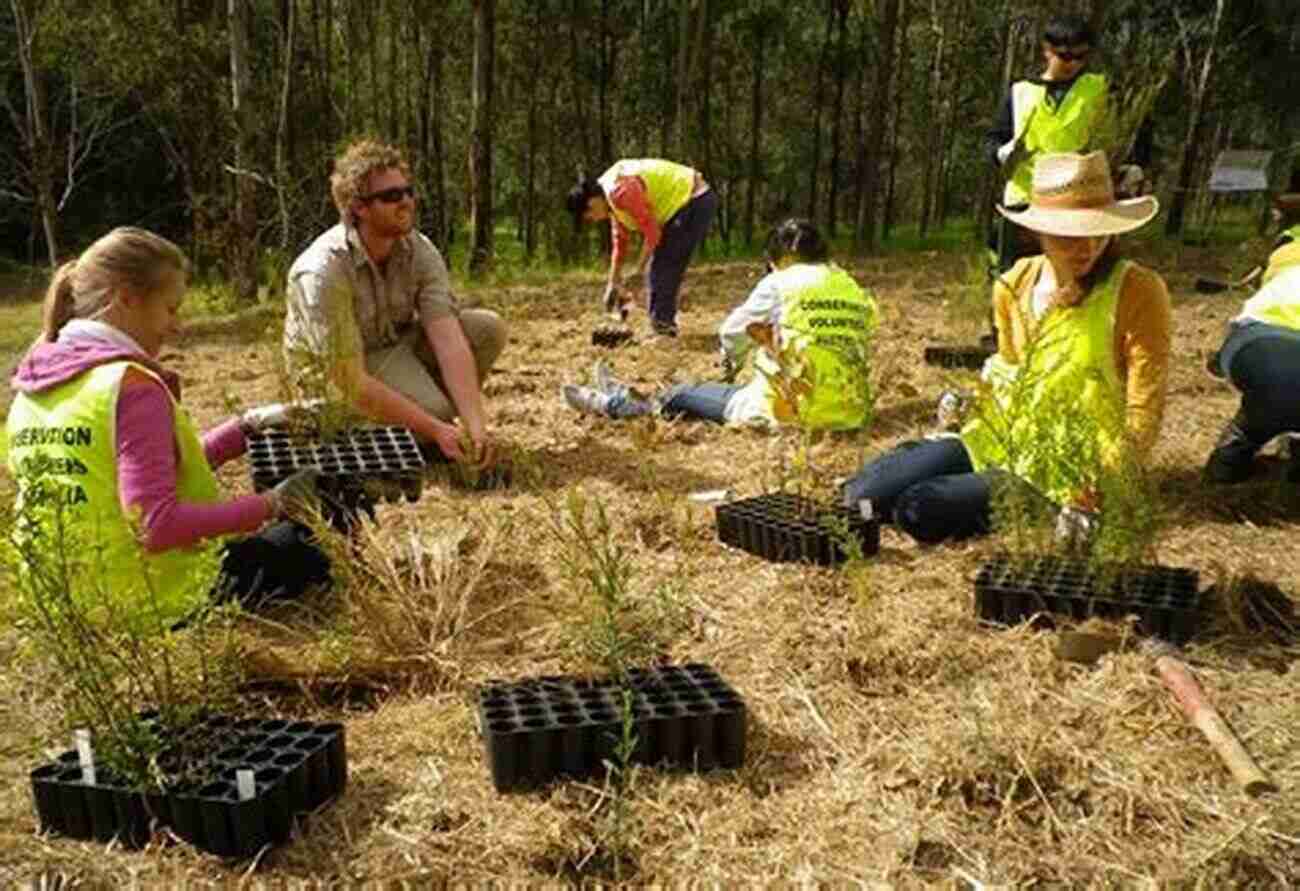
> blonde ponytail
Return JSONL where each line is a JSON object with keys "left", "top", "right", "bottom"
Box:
{"left": 41, "top": 260, "right": 80, "bottom": 342}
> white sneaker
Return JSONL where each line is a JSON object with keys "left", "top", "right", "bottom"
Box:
{"left": 592, "top": 360, "right": 617, "bottom": 395}
{"left": 561, "top": 384, "right": 611, "bottom": 416}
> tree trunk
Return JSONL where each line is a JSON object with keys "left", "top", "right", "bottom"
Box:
{"left": 468, "top": 0, "right": 495, "bottom": 276}
{"left": 807, "top": 0, "right": 835, "bottom": 222}
{"left": 977, "top": 5, "right": 1018, "bottom": 240}
{"left": 854, "top": 0, "right": 900, "bottom": 251}
{"left": 744, "top": 9, "right": 768, "bottom": 247}
{"left": 1166, "top": 0, "right": 1226, "bottom": 238}
{"left": 826, "top": 0, "right": 849, "bottom": 238}
{"left": 882, "top": 0, "right": 911, "bottom": 240}
{"left": 274, "top": 0, "right": 296, "bottom": 253}
{"left": 228, "top": 0, "right": 258, "bottom": 301}
{"left": 7, "top": 0, "right": 58, "bottom": 265}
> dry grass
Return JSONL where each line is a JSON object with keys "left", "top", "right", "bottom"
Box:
{"left": 1, "top": 242, "right": 1298, "bottom": 887}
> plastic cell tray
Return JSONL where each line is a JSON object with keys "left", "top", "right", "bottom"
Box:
{"left": 974, "top": 555, "right": 1202, "bottom": 644}
{"left": 715, "top": 492, "right": 880, "bottom": 566}
{"left": 478, "top": 664, "right": 746, "bottom": 793}
{"left": 591, "top": 327, "right": 634, "bottom": 348}
{"left": 923, "top": 344, "right": 995, "bottom": 370}
{"left": 29, "top": 715, "right": 347, "bottom": 858}
{"left": 248, "top": 426, "right": 425, "bottom": 496}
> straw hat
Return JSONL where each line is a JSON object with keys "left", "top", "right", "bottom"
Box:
{"left": 999, "top": 151, "right": 1159, "bottom": 237}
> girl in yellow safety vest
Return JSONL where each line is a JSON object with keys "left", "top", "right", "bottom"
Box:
{"left": 5, "top": 227, "right": 329, "bottom": 628}
{"left": 566, "top": 159, "right": 718, "bottom": 338}
{"left": 560, "top": 218, "right": 876, "bottom": 432}
{"left": 1203, "top": 191, "right": 1300, "bottom": 483}
{"left": 842, "top": 152, "right": 1171, "bottom": 544}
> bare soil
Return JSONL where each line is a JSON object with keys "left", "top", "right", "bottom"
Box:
{"left": 1, "top": 243, "right": 1297, "bottom": 887}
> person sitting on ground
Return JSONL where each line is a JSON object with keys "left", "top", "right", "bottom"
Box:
{"left": 284, "top": 138, "right": 506, "bottom": 467}
{"left": 566, "top": 158, "right": 718, "bottom": 338}
{"left": 5, "top": 227, "right": 329, "bottom": 626}
{"left": 561, "top": 218, "right": 876, "bottom": 430}
{"left": 1202, "top": 192, "right": 1300, "bottom": 483}
{"left": 842, "top": 152, "right": 1171, "bottom": 544}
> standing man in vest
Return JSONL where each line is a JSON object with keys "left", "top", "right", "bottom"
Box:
{"left": 985, "top": 14, "right": 1123, "bottom": 274}
{"left": 1203, "top": 190, "right": 1300, "bottom": 483}
{"left": 285, "top": 139, "right": 506, "bottom": 467}
{"left": 567, "top": 159, "right": 718, "bottom": 338}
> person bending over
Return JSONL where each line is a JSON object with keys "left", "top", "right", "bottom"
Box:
{"left": 285, "top": 138, "right": 506, "bottom": 467}
{"left": 561, "top": 218, "right": 876, "bottom": 431}
{"left": 1203, "top": 191, "right": 1300, "bottom": 482}
{"left": 6, "top": 227, "right": 328, "bottom": 626}
{"left": 566, "top": 158, "right": 718, "bottom": 338}
{"left": 843, "top": 152, "right": 1171, "bottom": 544}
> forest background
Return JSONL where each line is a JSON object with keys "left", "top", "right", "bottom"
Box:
{"left": 2, "top": 0, "right": 1299, "bottom": 294}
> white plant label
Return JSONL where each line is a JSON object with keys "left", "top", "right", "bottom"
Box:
{"left": 858, "top": 499, "right": 874, "bottom": 521}
{"left": 236, "top": 769, "right": 256, "bottom": 801}
{"left": 74, "top": 728, "right": 96, "bottom": 785}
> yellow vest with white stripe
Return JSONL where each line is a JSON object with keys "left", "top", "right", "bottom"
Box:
{"left": 1005, "top": 73, "right": 1110, "bottom": 206}
{"left": 5, "top": 361, "right": 222, "bottom": 629}
{"left": 1263, "top": 233, "right": 1300, "bottom": 287}
{"left": 598, "top": 159, "right": 697, "bottom": 233}
{"left": 760, "top": 263, "right": 876, "bottom": 431}
{"left": 961, "top": 259, "right": 1129, "bottom": 504}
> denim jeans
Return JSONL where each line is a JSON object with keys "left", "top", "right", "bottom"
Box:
{"left": 648, "top": 190, "right": 718, "bottom": 329}
{"left": 840, "top": 436, "right": 1049, "bottom": 544}
{"left": 1220, "top": 323, "right": 1300, "bottom": 449}
{"left": 606, "top": 382, "right": 740, "bottom": 424}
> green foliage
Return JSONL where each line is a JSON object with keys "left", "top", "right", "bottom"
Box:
{"left": 2, "top": 474, "right": 241, "bottom": 789}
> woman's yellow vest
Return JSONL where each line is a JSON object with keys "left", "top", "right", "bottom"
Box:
{"left": 1005, "top": 73, "right": 1110, "bottom": 206}
{"left": 759, "top": 263, "right": 876, "bottom": 431}
{"left": 598, "top": 159, "right": 697, "bottom": 232}
{"left": 5, "top": 361, "right": 221, "bottom": 628}
{"left": 961, "top": 259, "right": 1129, "bottom": 504}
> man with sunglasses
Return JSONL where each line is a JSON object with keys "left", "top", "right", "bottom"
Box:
{"left": 284, "top": 138, "right": 506, "bottom": 468}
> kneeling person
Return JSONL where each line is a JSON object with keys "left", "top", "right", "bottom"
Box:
{"left": 285, "top": 138, "right": 506, "bottom": 465}
{"left": 562, "top": 219, "right": 876, "bottom": 430}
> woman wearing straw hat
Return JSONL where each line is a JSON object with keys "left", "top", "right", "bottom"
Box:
{"left": 1203, "top": 191, "right": 1300, "bottom": 483}
{"left": 842, "top": 151, "right": 1171, "bottom": 544}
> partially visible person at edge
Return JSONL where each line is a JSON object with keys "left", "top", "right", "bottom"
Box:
{"left": 561, "top": 218, "right": 876, "bottom": 431}
{"left": 284, "top": 138, "right": 506, "bottom": 467}
{"left": 1202, "top": 191, "right": 1300, "bottom": 483}
{"left": 984, "top": 13, "right": 1153, "bottom": 275}
{"left": 842, "top": 152, "right": 1171, "bottom": 544}
{"left": 565, "top": 158, "right": 718, "bottom": 338}
{"left": 4, "top": 227, "right": 329, "bottom": 627}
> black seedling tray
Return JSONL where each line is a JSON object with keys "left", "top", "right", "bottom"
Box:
{"left": 924, "top": 344, "right": 995, "bottom": 370}
{"left": 591, "top": 326, "right": 634, "bottom": 348}
{"left": 29, "top": 715, "right": 347, "bottom": 858}
{"left": 478, "top": 664, "right": 746, "bottom": 793}
{"left": 247, "top": 427, "right": 426, "bottom": 530}
{"left": 715, "top": 492, "right": 880, "bottom": 566}
{"left": 974, "top": 555, "right": 1202, "bottom": 644}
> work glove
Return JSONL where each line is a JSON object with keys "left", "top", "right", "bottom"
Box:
{"left": 1115, "top": 164, "right": 1146, "bottom": 199}
{"left": 935, "top": 390, "right": 971, "bottom": 431}
{"left": 240, "top": 399, "right": 326, "bottom": 434}
{"left": 1054, "top": 505, "right": 1099, "bottom": 551}
{"left": 265, "top": 469, "right": 321, "bottom": 518}
{"left": 603, "top": 283, "right": 630, "bottom": 321}
{"left": 719, "top": 350, "right": 739, "bottom": 384}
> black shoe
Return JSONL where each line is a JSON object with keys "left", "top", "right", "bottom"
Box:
{"left": 1203, "top": 421, "right": 1258, "bottom": 484}
{"left": 650, "top": 321, "right": 679, "bottom": 338}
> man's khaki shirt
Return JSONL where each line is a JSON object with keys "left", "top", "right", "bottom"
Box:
{"left": 284, "top": 223, "right": 456, "bottom": 361}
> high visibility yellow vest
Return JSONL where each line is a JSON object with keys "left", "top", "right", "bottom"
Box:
{"left": 1005, "top": 73, "right": 1110, "bottom": 206}
{"left": 1263, "top": 232, "right": 1300, "bottom": 286}
{"left": 961, "top": 259, "right": 1129, "bottom": 504}
{"left": 598, "top": 159, "right": 697, "bottom": 233}
{"left": 5, "top": 361, "right": 222, "bottom": 629}
{"left": 760, "top": 263, "right": 876, "bottom": 431}
{"left": 1241, "top": 265, "right": 1300, "bottom": 332}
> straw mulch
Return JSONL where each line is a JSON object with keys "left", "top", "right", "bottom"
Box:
{"left": 0, "top": 241, "right": 1297, "bottom": 887}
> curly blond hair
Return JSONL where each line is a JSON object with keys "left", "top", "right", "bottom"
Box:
{"left": 330, "top": 138, "right": 412, "bottom": 225}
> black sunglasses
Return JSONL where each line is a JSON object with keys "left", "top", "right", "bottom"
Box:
{"left": 362, "top": 185, "right": 416, "bottom": 204}
{"left": 1050, "top": 46, "right": 1090, "bottom": 62}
